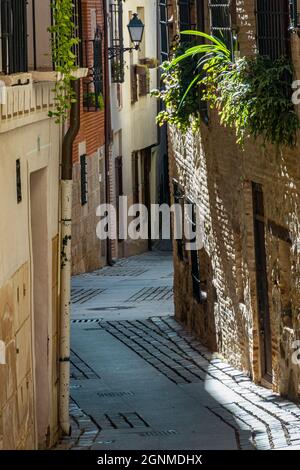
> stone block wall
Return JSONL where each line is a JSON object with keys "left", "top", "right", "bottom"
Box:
{"left": 0, "top": 263, "right": 35, "bottom": 449}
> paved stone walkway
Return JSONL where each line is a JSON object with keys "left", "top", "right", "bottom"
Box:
{"left": 55, "top": 252, "right": 300, "bottom": 450}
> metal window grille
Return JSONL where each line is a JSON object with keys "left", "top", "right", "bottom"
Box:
{"left": 110, "top": 0, "right": 124, "bottom": 83}
{"left": 209, "top": 0, "right": 234, "bottom": 51}
{"left": 83, "top": 25, "right": 104, "bottom": 112}
{"left": 0, "top": 0, "right": 28, "bottom": 74}
{"left": 80, "top": 154, "right": 88, "bottom": 206}
{"left": 256, "top": 0, "right": 290, "bottom": 59}
{"left": 159, "top": 0, "right": 169, "bottom": 62}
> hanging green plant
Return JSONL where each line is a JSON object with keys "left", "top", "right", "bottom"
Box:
{"left": 152, "top": 40, "right": 203, "bottom": 133}
{"left": 155, "top": 31, "right": 300, "bottom": 148}
{"left": 48, "top": 0, "right": 81, "bottom": 123}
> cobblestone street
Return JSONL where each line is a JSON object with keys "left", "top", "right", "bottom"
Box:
{"left": 55, "top": 252, "right": 300, "bottom": 451}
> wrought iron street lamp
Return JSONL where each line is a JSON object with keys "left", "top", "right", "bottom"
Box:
{"left": 108, "top": 12, "right": 145, "bottom": 59}
{"left": 127, "top": 13, "right": 145, "bottom": 49}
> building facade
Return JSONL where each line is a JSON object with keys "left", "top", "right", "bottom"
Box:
{"left": 0, "top": 0, "right": 84, "bottom": 449}
{"left": 108, "top": 0, "right": 160, "bottom": 258}
{"left": 72, "top": 0, "right": 107, "bottom": 275}
{"left": 165, "top": 0, "right": 300, "bottom": 399}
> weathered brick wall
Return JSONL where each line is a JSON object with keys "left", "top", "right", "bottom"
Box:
{"left": 72, "top": 0, "right": 106, "bottom": 274}
{"left": 169, "top": 0, "right": 300, "bottom": 398}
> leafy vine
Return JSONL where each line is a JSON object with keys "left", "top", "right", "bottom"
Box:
{"left": 152, "top": 40, "right": 202, "bottom": 133}
{"left": 154, "top": 31, "right": 300, "bottom": 148}
{"left": 48, "top": 0, "right": 81, "bottom": 122}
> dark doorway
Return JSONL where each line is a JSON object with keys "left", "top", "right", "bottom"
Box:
{"left": 252, "top": 183, "right": 272, "bottom": 384}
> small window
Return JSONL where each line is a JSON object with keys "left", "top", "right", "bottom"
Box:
{"left": 80, "top": 154, "right": 88, "bottom": 206}
{"left": 256, "top": 0, "right": 291, "bottom": 59}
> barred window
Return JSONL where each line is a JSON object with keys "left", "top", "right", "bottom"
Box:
{"left": 209, "top": 0, "right": 235, "bottom": 51}
{"left": 256, "top": 1, "right": 290, "bottom": 59}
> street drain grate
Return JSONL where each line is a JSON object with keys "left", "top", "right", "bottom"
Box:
{"left": 138, "top": 430, "right": 178, "bottom": 437}
{"left": 97, "top": 391, "right": 135, "bottom": 398}
{"left": 98, "top": 412, "right": 150, "bottom": 430}
{"left": 88, "top": 306, "right": 135, "bottom": 312}
{"left": 126, "top": 287, "right": 173, "bottom": 302}
{"left": 71, "top": 288, "right": 105, "bottom": 304}
{"left": 71, "top": 318, "right": 102, "bottom": 324}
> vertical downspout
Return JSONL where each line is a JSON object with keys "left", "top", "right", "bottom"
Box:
{"left": 59, "top": 79, "right": 80, "bottom": 436}
{"left": 103, "top": 0, "right": 113, "bottom": 266}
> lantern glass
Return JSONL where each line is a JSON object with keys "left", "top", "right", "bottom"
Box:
{"left": 127, "top": 13, "right": 145, "bottom": 47}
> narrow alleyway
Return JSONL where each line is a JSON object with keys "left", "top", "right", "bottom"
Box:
{"left": 56, "top": 252, "right": 300, "bottom": 451}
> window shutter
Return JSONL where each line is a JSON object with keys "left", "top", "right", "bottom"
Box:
{"left": 80, "top": 154, "right": 88, "bottom": 206}
{"left": 138, "top": 72, "right": 150, "bottom": 96}
{"left": 115, "top": 156, "right": 123, "bottom": 197}
{"left": 132, "top": 153, "right": 139, "bottom": 204}
{"left": 131, "top": 65, "right": 138, "bottom": 104}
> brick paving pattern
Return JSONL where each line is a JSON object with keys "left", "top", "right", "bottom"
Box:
{"left": 55, "top": 252, "right": 300, "bottom": 450}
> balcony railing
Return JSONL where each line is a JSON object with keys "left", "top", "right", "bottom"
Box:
{"left": 82, "top": 25, "right": 104, "bottom": 112}
{"left": 0, "top": 0, "right": 28, "bottom": 74}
